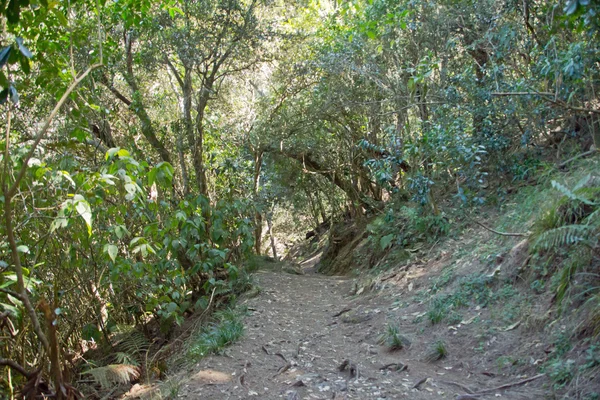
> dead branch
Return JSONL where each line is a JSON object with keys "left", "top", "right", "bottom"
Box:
{"left": 471, "top": 219, "right": 529, "bottom": 237}
{"left": 559, "top": 149, "right": 599, "bottom": 169}
{"left": 0, "top": 358, "right": 33, "bottom": 378}
{"left": 456, "top": 373, "right": 545, "bottom": 399}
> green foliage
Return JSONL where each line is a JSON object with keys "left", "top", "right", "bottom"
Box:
{"left": 427, "top": 298, "right": 447, "bottom": 325}
{"left": 366, "top": 204, "right": 450, "bottom": 265}
{"left": 187, "top": 309, "right": 245, "bottom": 360}
{"left": 548, "top": 359, "right": 576, "bottom": 388}
{"left": 531, "top": 175, "right": 599, "bottom": 313}
{"left": 534, "top": 225, "right": 594, "bottom": 251}
{"left": 424, "top": 274, "right": 513, "bottom": 325}
{"left": 379, "top": 323, "right": 410, "bottom": 351}
{"left": 424, "top": 340, "right": 448, "bottom": 363}
{"left": 1, "top": 0, "right": 600, "bottom": 393}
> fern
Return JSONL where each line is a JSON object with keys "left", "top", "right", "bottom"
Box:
{"left": 585, "top": 208, "right": 600, "bottom": 227}
{"left": 83, "top": 364, "right": 140, "bottom": 388}
{"left": 534, "top": 224, "right": 593, "bottom": 251}
{"left": 114, "top": 352, "right": 140, "bottom": 367}
{"left": 113, "top": 329, "right": 149, "bottom": 357}
{"left": 551, "top": 180, "right": 595, "bottom": 206}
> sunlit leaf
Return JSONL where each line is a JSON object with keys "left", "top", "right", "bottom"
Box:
{"left": 105, "top": 244, "right": 118, "bottom": 262}
{"left": 73, "top": 195, "right": 93, "bottom": 236}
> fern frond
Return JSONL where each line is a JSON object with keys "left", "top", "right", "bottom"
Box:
{"left": 83, "top": 364, "right": 140, "bottom": 388}
{"left": 533, "top": 224, "right": 593, "bottom": 251}
{"left": 552, "top": 180, "right": 595, "bottom": 206}
{"left": 572, "top": 174, "right": 593, "bottom": 191}
{"left": 585, "top": 209, "right": 600, "bottom": 227}
{"left": 114, "top": 352, "right": 140, "bottom": 367}
{"left": 113, "top": 330, "right": 149, "bottom": 357}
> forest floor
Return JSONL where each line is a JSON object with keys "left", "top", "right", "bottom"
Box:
{"left": 166, "top": 251, "right": 548, "bottom": 400}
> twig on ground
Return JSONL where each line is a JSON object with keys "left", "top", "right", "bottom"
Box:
{"left": 440, "top": 380, "right": 475, "bottom": 394}
{"left": 471, "top": 218, "right": 528, "bottom": 237}
{"left": 332, "top": 307, "right": 352, "bottom": 317}
{"left": 273, "top": 362, "right": 291, "bottom": 377}
{"left": 455, "top": 373, "right": 545, "bottom": 399}
{"left": 379, "top": 362, "right": 408, "bottom": 372}
{"left": 413, "top": 377, "right": 428, "bottom": 389}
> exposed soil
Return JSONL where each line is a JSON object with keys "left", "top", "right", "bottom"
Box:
{"left": 173, "top": 250, "right": 549, "bottom": 399}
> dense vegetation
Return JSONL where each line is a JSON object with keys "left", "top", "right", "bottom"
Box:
{"left": 0, "top": 0, "right": 598, "bottom": 398}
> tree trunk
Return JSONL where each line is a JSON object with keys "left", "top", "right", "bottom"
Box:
{"left": 177, "top": 129, "right": 190, "bottom": 195}
{"left": 253, "top": 150, "right": 263, "bottom": 254}
{"left": 305, "top": 186, "right": 321, "bottom": 228}
{"left": 468, "top": 47, "right": 489, "bottom": 136}
{"left": 315, "top": 189, "right": 327, "bottom": 223}
{"left": 193, "top": 80, "right": 214, "bottom": 197}
{"left": 123, "top": 33, "right": 172, "bottom": 164}
{"left": 182, "top": 67, "right": 196, "bottom": 195}
{"left": 266, "top": 212, "right": 278, "bottom": 261}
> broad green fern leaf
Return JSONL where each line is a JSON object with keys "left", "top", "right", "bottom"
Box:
{"left": 533, "top": 224, "right": 593, "bottom": 250}
{"left": 552, "top": 180, "right": 595, "bottom": 206}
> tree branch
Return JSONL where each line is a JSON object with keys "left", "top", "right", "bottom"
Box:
{"left": 165, "top": 56, "right": 184, "bottom": 89}
{"left": 471, "top": 218, "right": 528, "bottom": 237}
{"left": 0, "top": 358, "right": 33, "bottom": 378}
{"left": 491, "top": 92, "right": 600, "bottom": 115}
{"left": 100, "top": 73, "right": 132, "bottom": 106}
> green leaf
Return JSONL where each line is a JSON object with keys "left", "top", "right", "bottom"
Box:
{"left": 166, "top": 302, "right": 178, "bottom": 313}
{"left": 0, "top": 88, "right": 8, "bottom": 105}
{"left": 380, "top": 234, "right": 395, "bottom": 250}
{"left": 82, "top": 323, "right": 102, "bottom": 342}
{"left": 16, "top": 245, "right": 29, "bottom": 254}
{"left": 117, "top": 148, "right": 130, "bottom": 157}
{"left": 19, "top": 56, "right": 30, "bottom": 74}
{"left": 72, "top": 128, "right": 87, "bottom": 142}
{"left": 168, "top": 6, "right": 184, "bottom": 16}
{"left": 52, "top": 7, "right": 68, "bottom": 26}
{"left": 114, "top": 225, "right": 129, "bottom": 239}
{"left": 6, "top": 0, "right": 21, "bottom": 24}
{"left": 15, "top": 37, "right": 33, "bottom": 58}
{"left": 59, "top": 171, "right": 75, "bottom": 187}
{"left": 0, "top": 46, "right": 11, "bottom": 68}
{"left": 0, "top": 71, "right": 8, "bottom": 88}
{"left": 105, "top": 244, "right": 118, "bottom": 262}
{"left": 73, "top": 195, "right": 93, "bottom": 236}
{"left": 564, "top": 0, "right": 578, "bottom": 15}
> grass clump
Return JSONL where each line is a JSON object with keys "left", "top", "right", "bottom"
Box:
{"left": 424, "top": 340, "right": 448, "bottom": 363}
{"left": 187, "top": 309, "right": 244, "bottom": 360}
{"left": 379, "top": 323, "right": 411, "bottom": 351}
{"left": 427, "top": 297, "right": 448, "bottom": 325}
{"left": 425, "top": 274, "right": 497, "bottom": 325}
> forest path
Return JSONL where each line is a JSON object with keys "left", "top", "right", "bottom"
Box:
{"left": 174, "top": 259, "right": 485, "bottom": 400}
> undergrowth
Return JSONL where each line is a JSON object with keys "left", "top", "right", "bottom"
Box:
{"left": 187, "top": 308, "right": 245, "bottom": 360}
{"left": 379, "top": 323, "right": 410, "bottom": 351}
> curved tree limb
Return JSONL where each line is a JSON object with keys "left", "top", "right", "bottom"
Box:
{"left": 0, "top": 358, "right": 33, "bottom": 378}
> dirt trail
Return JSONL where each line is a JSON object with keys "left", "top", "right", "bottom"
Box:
{"left": 176, "top": 262, "right": 541, "bottom": 399}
